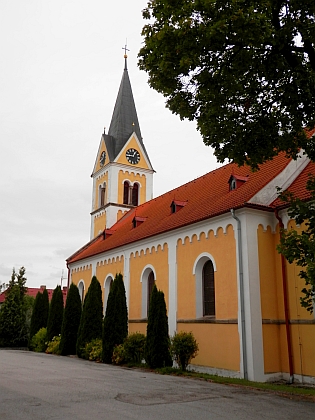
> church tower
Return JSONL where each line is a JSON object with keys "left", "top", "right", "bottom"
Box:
{"left": 90, "top": 53, "right": 154, "bottom": 239}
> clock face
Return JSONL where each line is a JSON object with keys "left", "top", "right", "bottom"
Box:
{"left": 100, "top": 151, "right": 106, "bottom": 166}
{"left": 126, "top": 148, "right": 140, "bottom": 165}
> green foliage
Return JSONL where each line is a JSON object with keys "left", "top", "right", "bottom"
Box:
{"left": 277, "top": 175, "right": 315, "bottom": 313}
{"left": 83, "top": 339, "right": 102, "bottom": 362}
{"left": 47, "top": 286, "right": 64, "bottom": 342}
{"left": 170, "top": 331, "right": 199, "bottom": 371}
{"left": 102, "top": 273, "right": 128, "bottom": 364}
{"left": 112, "top": 344, "right": 126, "bottom": 365}
{"left": 46, "top": 335, "right": 61, "bottom": 355}
{"left": 145, "top": 285, "right": 172, "bottom": 368}
{"left": 123, "top": 332, "right": 146, "bottom": 364}
{"left": 0, "top": 267, "right": 29, "bottom": 347}
{"left": 30, "top": 327, "right": 47, "bottom": 352}
{"left": 76, "top": 276, "right": 103, "bottom": 358}
{"left": 139, "top": 1, "right": 315, "bottom": 168}
{"left": 29, "top": 289, "right": 49, "bottom": 343}
{"left": 60, "top": 283, "right": 82, "bottom": 355}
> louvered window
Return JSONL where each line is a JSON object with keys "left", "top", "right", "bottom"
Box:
{"left": 203, "top": 260, "right": 215, "bottom": 316}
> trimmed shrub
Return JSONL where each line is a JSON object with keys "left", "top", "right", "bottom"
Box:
{"left": 60, "top": 283, "right": 82, "bottom": 355}
{"left": 42, "top": 288, "right": 49, "bottom": 327}
{"left": 76, "top": 276, "right": 103, "bottom": 358}
{"left": 170, "top": 331, "right": 199, "bottom": 371}
{"left": 102, "top": 273, "right": 128, "bottom": 364}
{"left": 29, "top": 291, "right": 46, "bottom": 344}
{"left": 112, "top": 344, "right": 126, "bottom": 365}
{"left": 83, "top": 339, "right": 102, "bottom": 362}
{"left": 123, "top": 333, "right": 146, "bottom": 364}
{"left": 46, "top": 335, "right": 61, "bottom": 355}
{"left": 145, "top": 285, "right": 172, "bottom": 368}
{"left": 30, "top": 327, "right": 47, "bottom": 352}
{"left": 47, "top": 286, "right": 64, "bottom": 342}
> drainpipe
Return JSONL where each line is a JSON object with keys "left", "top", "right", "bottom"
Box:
{"left": 230, "top": 209, "right": 248, "bottom": 380}
{"left": 274, "top": 210, "right": 294, "bottom": 384}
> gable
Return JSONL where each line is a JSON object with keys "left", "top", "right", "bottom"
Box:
{"left": 115, "top": 133, "right": 152, "bottom": 170}
{"left": 92, "top": 136, "right": 109, "bottom": 175}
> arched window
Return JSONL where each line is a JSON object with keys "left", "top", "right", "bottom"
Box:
{"left": 123, "top": 181, "right": 130, "bottom": 204}
{"left": 203, "top": 260, "right": 215, "bottom": 316}
{"left": 100, "top": 183, "right": 106, "bottom": 207}
{"left": 147, "top": 270, "right": 155, "bottom": 316}
{"left": 132, "top": 183, "right": 139, "bottom": 206}
{"left": 78, "top": 281, "right": 85, "bottom": 303}
{"left": 104, "top": 275, "right": 114, "bottom": 314}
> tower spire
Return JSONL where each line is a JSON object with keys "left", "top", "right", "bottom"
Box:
{"left": 108, "top": 45, "right": 142, "bottom": 157}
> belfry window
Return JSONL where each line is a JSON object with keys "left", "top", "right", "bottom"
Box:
{"left": 123, "top": 181, "right": 139, "bottom": 206}
{"left": 123, "top": 181, "right": 130, "bottom": 204}
{"left": 203, "top": 260, "right": 215, "bottom": 316}
{"left": 132, "top": 183, "right": 139, "bottom": 206}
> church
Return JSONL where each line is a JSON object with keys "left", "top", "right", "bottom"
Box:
{"left": 67, "top": 54, "right": 315, "bottom": 384}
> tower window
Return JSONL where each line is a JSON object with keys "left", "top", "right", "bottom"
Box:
{"left": 132, "top": 183, "right": 139, "bottom": 206}
{"left": 123, "top": 181, "right": 130, "bottom": 204}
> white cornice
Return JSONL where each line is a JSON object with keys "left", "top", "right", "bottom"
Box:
{"left": 249, "top": 151, "right": 310, "bottom": 206}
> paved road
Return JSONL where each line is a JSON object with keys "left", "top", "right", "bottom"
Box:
{"left": 0, "top": 350, "right": 313, "bottom": 420}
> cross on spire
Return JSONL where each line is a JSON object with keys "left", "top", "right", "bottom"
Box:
{"left": 122, "top": 42, "right": 130, "bottom": 70}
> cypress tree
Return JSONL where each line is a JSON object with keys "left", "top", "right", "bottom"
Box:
{"left": 47, "top": 286, "right": 64, "bottom": 342}
{"left": 29, "top": 292, "right": 43, "bottom": 342}
{"left": 102, "top": 273, "right": 128, "bottom": 364}
{"left": 42, "top": 288, "right": 49, "bottom": 327}
{"left": 29, "top": 288, "right": 49, "bottom": 345}
{"left": 76, "top": 276, "right": 103, "bottom": 358}
{"left": 60, "top": 283, "right": 82, "bottom": 355}
{"left": 145, "top": 285, "right": 172, "bottom": 368}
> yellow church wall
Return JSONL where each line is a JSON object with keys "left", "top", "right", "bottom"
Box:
{"left": 116, "top": 135, "right": 150, "bottom": 170}
{"left": 117, "top": 209, "right": 128, "bottom": 221}
{"left": 258, "top": 225, "right": 284, "bottom": 320}
{"left": 291, "top": 324, "right": 315, "bottom": 377}
{"left": 96, "top": 258, "right": 124, "bottom": 305}
{"left": 128, "top": 322, "right": 147, "bottom": 335}
{"left": 178, "top": 323, "right": 240, "bottom": 372}
{"left": 71, "top": 265, "right": 93, "bottom": 293}
{"left": 177, "top": 225, "right": 238, "bottom": 320}
{"left": 118, "top": 170, "right": 146, "bottom": 205}
{"left": 262, "top": 324, "right": 283, "bottom": 373}
{"left": 93, "top": 213, "right": 106, "bottom": 237}
{"left": 128, "top": 245, "right": 169, "bottom": 320}
{"left": 259, "top": 222, "right": 315, "bottom": 377}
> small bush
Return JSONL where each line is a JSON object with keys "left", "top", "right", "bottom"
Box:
{"left": 46, "top": 335, "right": 61, "bottom": 355}
{"left": 84, "top": 339, "right": 102, "bottom": 362}
{"left": 170, "top": 331, "right": 199, "bottom": 371}
{"left": 30, "top": 327, "right": 47, "bottom": 352}
{"left": 112, "top": 344, "right": 126, "bottom": 365}
{"left": 123, "top": 333, "right": 146, "bottom": 363}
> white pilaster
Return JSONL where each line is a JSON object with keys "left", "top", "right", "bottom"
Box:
{"left": 168, "top": 237, "right": 177, "bottom": 336}
{"left": 238, "top": 210, "right": 265, "bottom": 381}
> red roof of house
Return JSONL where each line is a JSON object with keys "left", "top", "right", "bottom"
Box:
{"left": 0, "top": 286, "right": 68, "bottom": 305}
{"left": 68, "top": 151, "right": 315, "bottom": 264}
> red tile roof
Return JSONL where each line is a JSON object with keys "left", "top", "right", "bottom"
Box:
{"left": 68, "top": 152, "right": 301, "bottom": 264}
{"left": 272, "top": 161, "right": 315, "bottom": 207}
{"left": 0, "top": 286, "right": 68, "bottom": 305}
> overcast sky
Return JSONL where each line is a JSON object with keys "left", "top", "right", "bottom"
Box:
{"left": 0, "top": 0, "right": 220, "bottom": 289}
